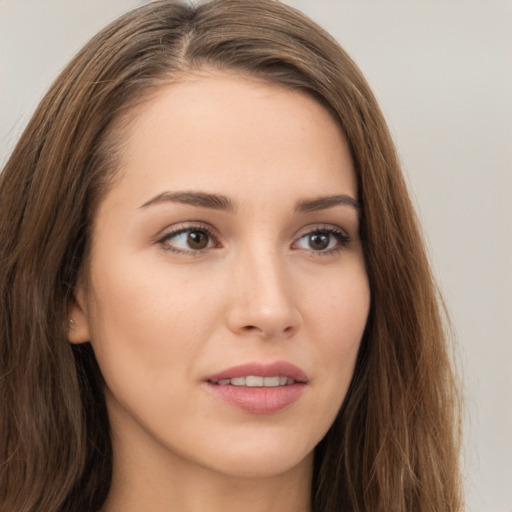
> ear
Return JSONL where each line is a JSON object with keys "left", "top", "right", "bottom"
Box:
{"left": 68, "top": 284, "right": 91, "bottom": 344}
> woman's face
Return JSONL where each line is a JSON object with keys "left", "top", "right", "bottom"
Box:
{"left": 70, "top": 72, "right": 370, "bottom": 479}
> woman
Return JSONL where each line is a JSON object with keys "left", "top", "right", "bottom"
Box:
{"left": 0, "top": 0, "right": 462, "bottom": 510}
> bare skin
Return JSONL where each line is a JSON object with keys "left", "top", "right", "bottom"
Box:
{"left": 69, "top": 71, "right": 370, "bottom": 512}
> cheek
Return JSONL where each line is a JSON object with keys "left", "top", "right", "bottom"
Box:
{"left": 85, "top": 253, "right": 221, "bottom": 391}
{"left": 306, "top": 264, "right": 370, "bottom": 343}
{"left": 303, "top": 266, "right": 370, "bottom": 392}
{"left": 285, "top": 265, "right": 369, "bottom": 449}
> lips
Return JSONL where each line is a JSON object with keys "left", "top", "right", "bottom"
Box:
{"left": 205, "top": 361, "right": 308, "bottom": 414}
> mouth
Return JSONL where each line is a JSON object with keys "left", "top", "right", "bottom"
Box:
{"left": 212, "top": 376, "right": 297, "bottom": 387}
{"left": 204, "top": 361, "right": 308, "bottom": 414}
{"left": 206, "top": 360, "right": 308, "bottom": 386}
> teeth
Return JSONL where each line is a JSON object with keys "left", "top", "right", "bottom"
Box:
{"left": 263, "top": 376, "right": 280, "bottom": 386}
{"left": 215, "top": 375, "right": 294, "bottom": 387}
{"left": 246, "top": 376, "right": 263, "bottom": 387}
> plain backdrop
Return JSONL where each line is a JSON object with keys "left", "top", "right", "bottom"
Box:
{"left": 1, "top": 1, "right": 511, "bottom": 511}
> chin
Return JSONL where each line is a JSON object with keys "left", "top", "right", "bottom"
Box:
{"left": 174, "top": 426, "right": 318, "bottom": 480}
{"left": 203, "top": 447, "right": 314, "bottom": 480}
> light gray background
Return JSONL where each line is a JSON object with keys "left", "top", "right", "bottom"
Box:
{"left": 1, "top": 1, "right": 511, "bottom": 511}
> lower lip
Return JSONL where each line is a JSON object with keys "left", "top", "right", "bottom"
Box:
{"left": 205, "top": 382, "right": 306, "bottom": 414}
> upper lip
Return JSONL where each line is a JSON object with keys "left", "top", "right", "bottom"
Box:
{"left": 206, "top": 361, "right": 308, "bottom": 383}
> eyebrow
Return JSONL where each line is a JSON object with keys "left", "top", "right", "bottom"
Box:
{"left": 139, "top": 191, "right": 237, "bottom": 213}
{"left": 294, "top": 194, "right": 361, "bottom": 213}
{"left": 139, "top": 191, "right": 360, "bottom": 214}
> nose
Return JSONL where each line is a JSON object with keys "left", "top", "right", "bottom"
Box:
{"left": 226, "top": 247, "right": 302, "bottom": 340}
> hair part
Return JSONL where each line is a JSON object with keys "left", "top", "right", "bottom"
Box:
{"left": 0, "top": 1, "right": 462, "bottom": 510}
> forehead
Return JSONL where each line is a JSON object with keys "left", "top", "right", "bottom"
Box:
{"left": 102, "top": 71, "right": 357, "bottom": 213}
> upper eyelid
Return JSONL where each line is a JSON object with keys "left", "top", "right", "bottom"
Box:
{"left": 156, "top": 221, "right": 218, "bottom": 240}
{"left": 294, "top": 223, "right": 349, "bottom": 238}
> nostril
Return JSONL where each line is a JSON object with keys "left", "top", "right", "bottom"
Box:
{"left": 240, "top": 324, "right": 295, "bottom": 337}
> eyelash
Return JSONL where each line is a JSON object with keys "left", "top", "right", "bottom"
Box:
{"left": 158, "top": 223, "right": 217, "bottom": 255}
{"left": 293, "top": 225, "right": 350, "bottom": 256}
{"left": 157, "top": 223, "right": 351, "bottom": 256}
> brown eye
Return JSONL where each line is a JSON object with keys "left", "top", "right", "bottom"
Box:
{"left": 293, "top": 227, "right": 350, "bottom": 254}
{"left": 187, "top": 230, "right": 210, "bottom": 250}
{"left": 160, "top": 226, "right": 216, "bottom": 253}
{"left": 308, "top": 232, "right": 330, "bottom": 251}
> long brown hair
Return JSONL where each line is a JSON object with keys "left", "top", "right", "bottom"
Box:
{"left": 0, "top": 1, "right": 462, "bottom": 510}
